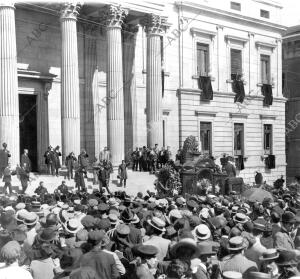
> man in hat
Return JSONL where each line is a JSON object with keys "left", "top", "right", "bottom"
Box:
{"left": 98, "top": 162, "right": 111, "bottom": 194}
{"left": 220, "top": 236, "right": 258, "bottom": 278}
{"left": 79, "top": 230, "right": 119, "bottom": 279}
{"left": 244, "top": 219, "right": 268, "bottom": 268}
{"left": 0, "top": 142, "right": 11, "bottom": 178}
{"left": 17, "top": 163, "right": 30, "bottom": 194}
{"left": 120, "top": 208, "right": 142, "bottom": 245}
{"left": 65, "top": 151, "right": 77, "bottom": 180}
{"left": 0, "top": 241, "right": 33, "bottom": 278}
{"left": 44, "top": 146, "right": 54, "bottom": 175}
{"left": 131, "top": 244, "right": 159, "bottom": 279}
{"left": 2, "top": 163, "right": 16, "bottom": 195}
{"left": 143, "top": 216, "right": 170, "bottom": 261}
{"left": 21, "top": 149, "right": 31, "bottom": 172}
{"left": 56, "top": 180, "right": 69, "bottom": 195}
{"left": 118, "top": 160, "right": 128, "bottom": 187}
{"left": 274, "top": 211, "right": 296, "bottom": 251}
{"left": 34, "top": 181, "right": 48, "bottom": 197}
{"left": 99, "top": 146, "right": 111, "bottom": 163}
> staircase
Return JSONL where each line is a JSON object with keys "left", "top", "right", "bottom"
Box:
{"left": 0, "top": 169, "right": 156, "bottom": 196}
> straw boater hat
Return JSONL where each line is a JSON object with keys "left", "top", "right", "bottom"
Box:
{"left": 233, "top": 213, "right": 248, "bottom": 224}
{"left": 147, "top": 216, "right": 166, "bottom": 232}
{"left": 64, "top": 219, "right": 82, "bottom": 234}
{"left": 227, "top": 236, "right": 245, "bottom": 251}
{"left": 194, "top": 224, "right": 211, "bottom": 241}
{"left": 23, "top": 212, "right": 39, "bottom": 226}
{"left": 222, "top": 271, "right": 242, "bottom": 279}
{"left": 259, "top": 249, "right": 279, "bottom": 261}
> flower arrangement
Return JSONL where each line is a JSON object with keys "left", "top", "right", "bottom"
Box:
{"left": 155, "top": 165, "right": 182, "bottom": 196}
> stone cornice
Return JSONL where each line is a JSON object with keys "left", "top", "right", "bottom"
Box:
{"left": 195, "top": 110, "right": 217, "bottom": 117}
{"left": 60, "top": 3, "right": 81, "bottom": 20}
{"left": 175, "top": 1, "right": 286, "bottom": 34}
{"left": 255, "top": 41, "right": 277, "bottom": 49}
{"left": 142, "top": 14, "right": 170, "bottom": 35}
{"left": 102, "top": 5, "right": 128, "bottom": 28}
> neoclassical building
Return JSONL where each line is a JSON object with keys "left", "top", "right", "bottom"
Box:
{"left": 0, "top": 0, "right": 287, "bottom": 183}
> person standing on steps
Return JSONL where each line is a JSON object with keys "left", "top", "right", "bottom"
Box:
{"left": 21, "top": 149, "right": 31, "bottom": 172}
{"left": 118, "top": 160, "right": 128, "bottom": 188}
{"left": 2, "top": 163, "right": 16, "bottom": 195}
{"left": 78, "top": 149, "right": 89, "bottom": 178}
{"left": 44, "top": 146, "right": 53, "bottom": 175}
{"left": 0, "top": 142, "right": 11, "bottom": 178}
{"left": 17, "top": 162, "right": 30, "bottom": 194}
{"left": 65, "top": 151, "right": 77, "bottom": 180}
{"left": 53, "top": 145, "right": 62, "bottom": 176}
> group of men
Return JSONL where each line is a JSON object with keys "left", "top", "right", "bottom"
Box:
{"left": 131, "top": 145, "right": 172, "bottom": 173}
{"left": 0, "top": 176, "right": 300, "bottom": 279}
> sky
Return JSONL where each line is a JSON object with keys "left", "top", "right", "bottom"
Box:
{"left": 281, "top": 0, "right": 300, "bottom": 26}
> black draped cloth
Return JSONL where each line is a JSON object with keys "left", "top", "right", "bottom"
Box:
{"left": 232, "top": 79, "right": 245, "bottom": 103}
{"left": 198, "top": 76, "right": 213, "bottom": 101}
{"left": 265, "top": 155, "right": 275, "bottom": 169}
{"left": 262, "top": 84, "right": 273, "bottom": 106}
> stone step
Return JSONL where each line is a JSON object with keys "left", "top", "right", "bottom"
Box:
{"left": 0, "top": 169, "right": 156, "bottom": 196}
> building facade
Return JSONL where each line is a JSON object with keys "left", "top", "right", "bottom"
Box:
{"left": 0, "top": 0, "right": 286, "bottom": 183}
{"left": 283, "top": 25, "right": 300, "bottom": 182}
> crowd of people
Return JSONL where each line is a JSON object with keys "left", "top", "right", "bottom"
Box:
{"left": 0, "top": 174, "right": 299, "bottom": 279}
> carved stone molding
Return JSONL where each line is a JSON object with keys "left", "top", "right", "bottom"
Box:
{"left": 102, "top": 5, "right": 128, "bottom": 28}
{"left": 123, "top": 23, "right": 139, "bottom": 41}
{"left": 143, "top": 14, "right": 169, "bottom": 35}
{"left": 60, "top": 3, "right": 81, "bottom": 20}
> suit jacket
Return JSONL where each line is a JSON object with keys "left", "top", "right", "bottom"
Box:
{"left": 0, "top": 149, "right": 10, "bottom": 168}
{"left": 128, "top": 224, "right": 142, "bottom": 245}
{"left": 21, "top": 154, "right": 31, "bottom": 172}
{"left": 224, "top": 162, "right": 236, "bottom": 177}
{"left": 143, "top": 235, "right": 171, "bottom": 262}
{"left": 220, "top": 253, "right": 258, "bottom": 279}
{"left": 274, "top": 226, "right": 295, "bottom": 251}
{"left": 79, "top": 249, "right": 119, "bottom": 279}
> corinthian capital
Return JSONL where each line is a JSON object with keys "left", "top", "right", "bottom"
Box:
{"left": 143, "top": 14, "right": 169, "bottom": 35}
{"left": 60, "top": 2, "right": 81, "bottom": 20}
{"left": 102, "top": 5, "right": 128, "bottom": 28}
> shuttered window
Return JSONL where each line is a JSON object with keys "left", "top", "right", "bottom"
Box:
{"left": 231, "top": 49, "right": 242, "bottom": 80}
{"left": 260, "top": 54, "right": 270, "bottom": 84}
{"left": 234, "top": 123, "right": 244, "bottom": 156}
{"left": 200, "top": 122, "right": 212, "bottom": 155}
{"left": 197, "top": 43, "right": 209, "bottom": 76}
{"left": 264, "top": 124, "right": 272, "bottom": 155}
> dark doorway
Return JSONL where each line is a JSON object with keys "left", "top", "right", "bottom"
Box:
{"left": 19, "top": 94, "right": 38, "bottom": 172}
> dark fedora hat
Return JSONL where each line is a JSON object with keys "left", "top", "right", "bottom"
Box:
{"left": 276, "top": 250, "right": 299, "bottom": 266}
{"left": 259, "top": 249, "right": 279, "bottom": 261}
{"left": 120, "top": 208, "right": 134, "bottom": 223}
{"left": 282, "top": 211, "right": 296, "bottom": 223}
{"left": 37, "top": 228, "right": 57, "bottom": 243}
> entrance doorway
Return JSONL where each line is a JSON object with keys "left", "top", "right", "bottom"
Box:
{"left": 19, "top": 94, "right": 38, "bottom": 172}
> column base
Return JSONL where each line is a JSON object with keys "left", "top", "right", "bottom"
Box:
{"left": 107, "top": 119, "right": 124, "bottom": 166}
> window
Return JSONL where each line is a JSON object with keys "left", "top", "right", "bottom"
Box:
{"left": 264, "top": 124, "right": 272, "bottom": 155}
{"left": 260, "top": 54, "right": 270, "bottom": 84}
{"left": 200, "top": 122, "right": 212, "bottom": 155}
{"left": 230, "top": 49, "right": 242, "bottom": 80}
{"left": 197, "top": 42, "right": 209, "bottom": 76}
{"left": 234, "top": 123, "right": 244, "bottom": 155}
{"left": 230, "top": 2, "right": 241, "bottom": 11}
{"left": 260, "top": 9, "right": 270, "bottom": 19}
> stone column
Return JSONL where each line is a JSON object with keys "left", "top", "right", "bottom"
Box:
{"left": 144, "top": 14, "right": 168, "bottom": 147}
{"left": 123, "top": 24, "right": 138, "bottom": 160}
{"left": 60, "top": 3, "right": 81, "bottom": 161}
{"left": 0, "top": 3, "right": 19, "bottom": 165}
{"left": 103, "top": 5, "right": 128, "bottom": 165}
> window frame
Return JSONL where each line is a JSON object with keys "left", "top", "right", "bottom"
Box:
{"left": 200, "top": 121, "right": 212, "bottom": 155}
{"left": 196, "top": 42, "right": 210, "bottom": 77}
{"left": 263, "top": 124, "right": 273, "bottom": 155}
{"left": 230, "top": 1, "right": 241, "bottom": 11}
{"left": 234, "top": 123, "right": 244, "bottom": 156}
{"left": 230, "top": 48, "right": 243, "bottom": 80}
{"left": 260, "top": 9, "right": 270, "bottom": 19}
{"left": 260, "top": 54, "right": 271, "bottom": 84}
